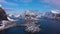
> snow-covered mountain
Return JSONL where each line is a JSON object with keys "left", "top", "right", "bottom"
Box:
{"left": 20, "top": 10, "right": 42, "bottom": 18}
{"left": 8, "top": 14, "right": 23, "bottom": 19}
{"left": 42, "top": 10, "right": 60, "bottom": 19}
{"left": 8, "top": 14, "right": 20, "bottom": 18}
{"left": 8, "top": 10, "right": 60, "bottom": 20}
{"left": 51, "top": 10, "right": 60, "bottom": 14}
{"left": 7, "top": 14, "right": 23, "bottom": 21}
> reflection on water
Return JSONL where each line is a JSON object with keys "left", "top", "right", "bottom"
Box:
{"left": 4, "top": 18, "right": 60, "bottom": 34}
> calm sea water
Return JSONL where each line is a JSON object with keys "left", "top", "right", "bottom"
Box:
{"left": 4, "top": 18, "right": 60, "bottom": 34}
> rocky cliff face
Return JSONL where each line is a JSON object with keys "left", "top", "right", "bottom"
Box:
{"left": 23, "top": 10, "right": 41, "bottom": 33}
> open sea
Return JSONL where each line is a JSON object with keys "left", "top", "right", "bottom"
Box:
{"left": 3, "top": 18, "right": 60, "bottom": 34}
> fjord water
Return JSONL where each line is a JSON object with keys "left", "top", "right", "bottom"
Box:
{"left": 5, "top": 18, "right": 60, "bottom": 34}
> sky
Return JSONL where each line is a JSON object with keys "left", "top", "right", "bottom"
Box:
{"left": 0, "top": 0, "right": 60, "bottom": 14}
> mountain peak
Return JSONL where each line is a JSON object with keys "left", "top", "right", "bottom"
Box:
{"left": 51, "top": 10, "right": 60, "bottom": 14}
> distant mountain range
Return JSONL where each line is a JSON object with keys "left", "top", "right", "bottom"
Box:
{"left": 8, "top": 10, "right": 60, "bottom": 20}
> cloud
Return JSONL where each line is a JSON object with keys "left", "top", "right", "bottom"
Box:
{"left": 0, "top": 0, "right": 18, "bottom": 6}
{"left": 0, "top": 0, "right": 6, "bottom": 2}
{"left": 14, "top": 0, "right": 32, "bottom": 3}
{"left": 5, "top": 8, "right": 23, "bottom": 14}
{"left": 21, "top": 0, "right": 32, "bottom": 3}
{"left": 4, "top": 8, "right": 15, "bottom": 11}
{"left": 6, "top": 2, "right": 18, "bottom": 6}
{"left": 41, "top": 0, "right": 60, "bottom": 9}
{"left": 41, "top": 0, "right": 50, "bottom": 3}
